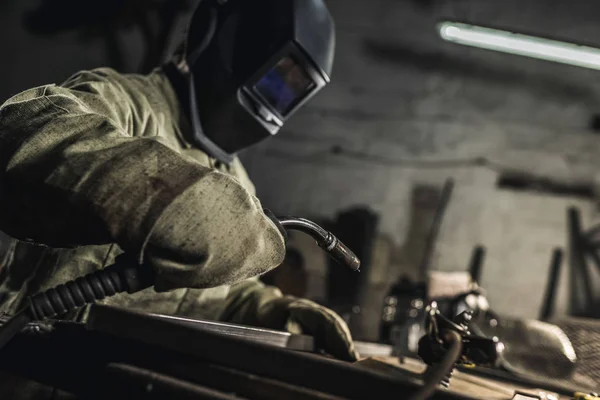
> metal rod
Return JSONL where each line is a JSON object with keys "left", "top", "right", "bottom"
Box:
{"left": 568, "top": 207, "right": 594, "bottom": 316}
{"left": 468, "top": 245, "right": 486, "bottom": 284}
{"left": 539, "top": 248, "right": 563, "bottom": 321}
{"left": 582, "top": 237, "right": 600, "bottom": 273}
{"left": 419, "top": 179, "right": 455, "bottom": 281}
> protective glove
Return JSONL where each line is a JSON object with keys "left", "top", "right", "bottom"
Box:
{"left": 263, "top": 208, "right": 288, "bottom": 243}
{"left": 261, "top": 296, "right": 359, "bottom": 362}
{"left": 222, "top": 281, "right": 359, "bottom": 362}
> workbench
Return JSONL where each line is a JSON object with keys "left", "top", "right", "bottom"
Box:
{"left": 0, "top": 305, "right": 590, "bottom": 400}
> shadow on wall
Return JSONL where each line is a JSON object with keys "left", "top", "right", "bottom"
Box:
{"left": 363, "top": 39, "right": 596, "bottom": 103}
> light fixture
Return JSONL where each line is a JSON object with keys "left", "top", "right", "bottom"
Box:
{"left": 438, "top": 21, "right": 600, "bottom": 71}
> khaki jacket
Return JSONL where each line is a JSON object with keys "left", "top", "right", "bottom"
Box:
{"left": 0, "top": 66, "right": 286, "bottom": 325}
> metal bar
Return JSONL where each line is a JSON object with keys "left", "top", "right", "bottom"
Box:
{"left": 579, "top": 239, "right": 600, "bottom": 319}
{"left": 582, "top": 238, "right": 600, "bottom": 273}
{"left": 468, "top": 245, "right": 486, "bottom": 284}
{"left": 419, "top": 178, "right": 455, "bottom": 281}
{"left": 539, "top": 248, "right": 563, "bottom": 321}
{"left": 148, "top": 314, "right": 395, "bottom": 359}
{"left": 147, "top": 313, "right": 314, "bottom": 352}
{"left": 567, "top": 207, "right": 594, "bottom": 316}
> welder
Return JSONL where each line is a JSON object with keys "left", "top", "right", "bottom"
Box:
{"left": 0, "top": 1, "right": 357, "bottom": 397}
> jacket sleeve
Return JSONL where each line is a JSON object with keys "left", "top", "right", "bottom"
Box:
{"left": 218, "top": 277, "right": 291, "bottom": 327}
{"left": 0, "top": 85, "right": 285, "bottom": 291}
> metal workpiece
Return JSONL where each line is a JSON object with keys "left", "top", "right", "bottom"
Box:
{"left": 147, "top": 313, "right": 395, "bottom": 358}
{"left": 147, "top": 313, "right": 314, "bottom": 351}
{"left": 278, "top": 216, "right": 361, "bottom": 272}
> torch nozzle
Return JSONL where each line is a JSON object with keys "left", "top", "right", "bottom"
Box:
{"left": 278, "top": 217, "right": 361, "bottom": 272}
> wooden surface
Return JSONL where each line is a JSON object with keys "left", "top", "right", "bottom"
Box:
{"left": 356, "top": 356, "right": 570, "bottom": 400}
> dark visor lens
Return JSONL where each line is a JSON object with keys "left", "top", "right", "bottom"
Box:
{"left": 254, "top": 56, "right": 315, "bottom": 116}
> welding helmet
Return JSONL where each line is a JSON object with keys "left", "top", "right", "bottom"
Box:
{"left": 184, "top": 0, "right": 335, "bottom": 163}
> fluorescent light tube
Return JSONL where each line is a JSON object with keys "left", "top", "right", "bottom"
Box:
{"left": 439, "top": 21, "right": 600, "bottom": 71}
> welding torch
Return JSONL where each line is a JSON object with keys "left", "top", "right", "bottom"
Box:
{"left": 278, "top": 216, "right": 360, "bottom": 272}
{"left": 0, "top": 215, "right": 360, "bottom": 350}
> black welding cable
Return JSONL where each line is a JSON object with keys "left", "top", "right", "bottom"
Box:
{"left": 408, "top": 330, "right": 463, "bottom": 400}
{"left": 0, "top": 255, "right": 155, "bottom": 352}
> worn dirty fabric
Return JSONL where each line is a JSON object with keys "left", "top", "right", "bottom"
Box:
{"left": 0, "top": 67, "right": 286, "bottom": 320}
{"left": 0, "top": 67, "right": 358, "bottom": 399}
{"left": 0, "top": 67, "right": 286, "bottom": 398}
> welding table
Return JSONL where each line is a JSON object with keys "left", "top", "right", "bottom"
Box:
{"left": 0, "top": 305, "right": 580, "bottom": 400}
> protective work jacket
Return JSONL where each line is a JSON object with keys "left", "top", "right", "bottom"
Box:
{"left": 0, "top": 66, "right": 358, "bottom": 399}
{"left": 0, "top": 66, "right": 286, "bottom": 321}
{"left": 0, "top": 66, "right": 279, "bottom": 399}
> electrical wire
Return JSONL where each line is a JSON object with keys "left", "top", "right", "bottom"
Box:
{"left": 408, "top": 330, "right": 463, "bottom": 400}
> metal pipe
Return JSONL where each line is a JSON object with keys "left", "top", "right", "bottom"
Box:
{"left": 468, "top": 245, "right": 486, "bottom": 284}
{"left": 418, "top": 179, "right": 455, "bottom": 280}
{"left": 539, "top": 248, "right": 563, "bottom": 321}
{"left": 568, "top": 207, "right": 594, "bottom": 316}
{"left": 278, "top": 217, "right": 361, "bottom": 272}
